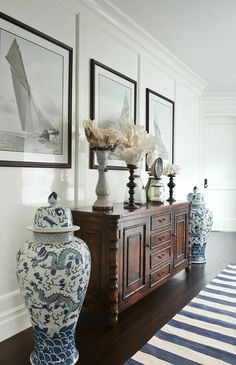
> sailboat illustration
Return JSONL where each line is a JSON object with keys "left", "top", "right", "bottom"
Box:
{"left": 120, "top": 92, "right": 130, "bottom": 120}
{"left": 5, "top": 38, "right": 59, "bottom": 141}
{"left": 154, "top": 112, "right": 169, "bottom": 159}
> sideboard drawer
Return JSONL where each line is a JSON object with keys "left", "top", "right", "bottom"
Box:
{"left": 150, "top": 229, "right": 172, "bottom": 249}
{"left": 151, "top": 212, "right": 171, "bottom": 230}
{"left": 150, "top": 246, "right": 171, "bottom": 269}
{"left": 150, "top": 263, "right": 171, "bottom": 287}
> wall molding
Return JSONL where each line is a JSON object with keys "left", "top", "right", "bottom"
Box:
{"left": 0, "top": 290, "right": 31, "bottom": 342}
{"left": 201, "top": 93, "right": 236, "bottom": 232}
{"left": 201, "top": 93, "right": 236, "bottom": 114}
{"left": 77, "top": 0, "right": 207, "bottom": 94}
{"left": 202, "top": 92, "right": 236, "bottom": 98}
{"left": 56, "top": 0, "right": 80, "bottom": 13}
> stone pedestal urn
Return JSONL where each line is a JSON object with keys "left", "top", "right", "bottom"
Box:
{"left": 93, "top": 150, "right": 113, "bottom": 210}
{"left": 16, "top": 192, "right": 91, "bottom": 365}
{"left": 187, "top": 186, "right": 213, "bottom": 264}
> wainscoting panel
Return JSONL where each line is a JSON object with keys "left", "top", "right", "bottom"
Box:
{"left": 0, "top": 290, "right": 30, "bottom": 342}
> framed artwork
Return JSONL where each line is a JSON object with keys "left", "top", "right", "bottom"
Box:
{"left": 146, "top": 88, "right": 174, "bottom": 168}
{"left": 0, "top": 12, "right": 72, "bottom": 168}
{"left": 90, "top": 59, "right": 137, "bottom": 170}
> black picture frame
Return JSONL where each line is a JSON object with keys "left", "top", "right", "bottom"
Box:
{"left": 0, "top": 12, "right": 72, "bottom": 168}
{"left": 146, "top": 88, "right": 174, "bottom": 169}
{"left": 90, "top": 59, "right": 137, "bottom": 170}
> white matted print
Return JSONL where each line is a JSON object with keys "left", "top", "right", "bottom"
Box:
{"left": 0, "top": 12, "right": 72, "bottom": 167}
{"left": 146, "top": 89, "right": 174, "bottom": 165}
{"left": 90, "top": 59, "right": 136, "bottom": 170}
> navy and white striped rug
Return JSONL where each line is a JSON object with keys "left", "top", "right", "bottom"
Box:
{"left": 124, "top": 264, "right": 236, "bottom": 365}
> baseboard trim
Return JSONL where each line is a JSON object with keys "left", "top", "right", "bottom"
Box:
{"left": 0, "top": 290, "right": 31, "bottom": 342}
{"left": 212, "top": 220, "right": 236, "bottom": 232}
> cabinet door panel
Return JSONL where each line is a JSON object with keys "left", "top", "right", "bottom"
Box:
{"left": 122, "top": 222, "right": 147, "bottom": 300}
{"left": 174, "top": 212, "right": 187, "bottom": 267}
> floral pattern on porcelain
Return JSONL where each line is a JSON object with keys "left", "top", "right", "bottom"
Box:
{"left": 187, "top": 186, "right": 213, "bottom": 264}
{"left": 16, "top": 232, "right": 90, "bottom": 365}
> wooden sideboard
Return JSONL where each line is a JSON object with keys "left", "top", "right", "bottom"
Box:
{"left": 72, "top": 201, "right": 191, "bottom": 326}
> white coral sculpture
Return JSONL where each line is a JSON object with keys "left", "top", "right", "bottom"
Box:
{"left": 116, "top": 120, "right": 156, "bottom": 166}
{"left": 163, "top": 163, "right": 181, "bottom": 176}
{"left": 83, "top": 120, "right": 123, "bottom": 151}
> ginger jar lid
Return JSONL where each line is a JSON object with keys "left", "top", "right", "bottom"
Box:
{"left": 187, "top": 186, "right": 205, "bottom": 206}
{"left": 27, "top": 192, "right": 80, "bottom": 233}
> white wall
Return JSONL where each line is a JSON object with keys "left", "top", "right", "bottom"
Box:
{"left": 0, "top": 0, "right": 77, "bottom": 341}
{"left": 0, "top": 0, "right": 205, "bottom": 341}
{"left": 174, "top": 82, "right": 201, "bottom": 198}
{"left": 76, "top": 0, "right": 205, "bottom": 203}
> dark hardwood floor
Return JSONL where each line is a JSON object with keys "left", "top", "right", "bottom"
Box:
{"left": 1, "top": 231, "right": 236, "bottom": 365}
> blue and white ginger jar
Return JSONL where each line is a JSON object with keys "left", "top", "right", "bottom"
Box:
{"left": 187, "top": 186, "right": 213, "bottom": 264}
{"left": 16, "top": 192, "right": 91, "bottom": 365}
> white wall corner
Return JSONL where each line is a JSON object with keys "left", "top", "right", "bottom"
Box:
{"left": 0, "top": 290, "right": 31, "bottom": 342}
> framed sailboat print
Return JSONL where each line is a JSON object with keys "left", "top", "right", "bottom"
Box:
{"left": 0, "top": 12, "right": 72, "bottom": 167}
{"left": 146, "top": 88, "right": 174, "bottom": 169}
{"left": 90, "top": 59, "right": 136, "bottom": 170}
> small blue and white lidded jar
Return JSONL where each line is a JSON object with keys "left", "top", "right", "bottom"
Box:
{"left": 187, "top": 186, "right": 213, "bottom": 264}
{"left": 16, "top": 192, "right": 91, "bottom": 365}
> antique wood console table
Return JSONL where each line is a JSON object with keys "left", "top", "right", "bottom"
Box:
{"left": 71, "top": 201, "right": 191, "bottom": 326}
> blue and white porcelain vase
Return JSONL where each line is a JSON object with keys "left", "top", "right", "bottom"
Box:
{"left": 16, "top": 192, "right": 91, "bottom": 365}
{"left": 187, "top": 186, "right": 213, "bottom": 264}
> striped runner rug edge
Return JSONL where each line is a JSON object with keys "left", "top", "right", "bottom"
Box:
{"left": 124, "top": 264, "right": 236, "bottom": 365}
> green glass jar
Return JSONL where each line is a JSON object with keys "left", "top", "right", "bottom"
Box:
{"left": 145, "top": 174, "right": 155, "bottom": 201}
{"left": 147, "top": 178, "right": 165, "bottom": 204}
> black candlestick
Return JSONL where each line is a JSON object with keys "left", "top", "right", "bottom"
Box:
{"left": 166, "top": 174, "right": 176, "bottom": 203}
{"left": 124, "top": 164, "right": 139, "bottom": 209}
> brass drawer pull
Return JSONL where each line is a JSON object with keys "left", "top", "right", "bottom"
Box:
{"left": 158, "top": 218, "right": 166, "bottom": 223}
{"left": 157, "top": 253, "right": 166, "bottom": 259}
{"left": 158, "top": 235, "right": 166, "bottom": 241}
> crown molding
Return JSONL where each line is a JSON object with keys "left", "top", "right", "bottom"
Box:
{"left": 77, "top": 0, "right": 207, "bottom": 94}
{"left": 202, "top": 92, "right": 236, "bottom": 99}
{"left": 56, "top": 0, "right": 80, "bottom": 13}
{"left": 71, "top": 0, "right": 206, "bottom": 94}
{"left": 201, "top": 92, "right": 236, "bottom": 114}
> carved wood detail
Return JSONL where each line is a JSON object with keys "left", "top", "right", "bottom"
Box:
{"left": 108, "top": 217, "right": 119, "bottom": 326}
